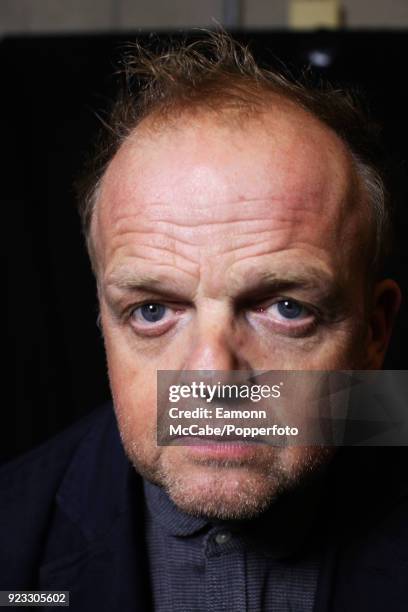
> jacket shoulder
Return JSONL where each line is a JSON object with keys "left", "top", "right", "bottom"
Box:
{"left": 0, "top": 403, "right": 114, "bottom": 588}
{"left": 0, "top": 404, "right": 112, "bottom": 489}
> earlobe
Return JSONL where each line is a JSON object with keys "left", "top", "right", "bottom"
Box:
{"left": 366, "top": 279, "right": 401, "bottom": 369}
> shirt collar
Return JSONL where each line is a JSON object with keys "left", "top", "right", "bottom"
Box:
{"left": 143, "top": 478, "right": 208, "bottom": 536}
{"left": 143, "top": 465, "right": 330, "bottom": 558}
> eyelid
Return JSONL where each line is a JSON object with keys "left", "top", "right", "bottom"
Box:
{"left": 127, "top": 299, "right": 182, "bottom": 314}
{"left": 127, "top": 301, "right": 187, "bottom": 328}
{"left": 252, "top": 297, "right": 315, "bottom": 314}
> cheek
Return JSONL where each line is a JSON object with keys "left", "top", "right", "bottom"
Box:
{"left": 242, "top": 326, "right": 359, "bottom": 370}
{"left": 103, "top": 325, "right": 158, "bottom": 432}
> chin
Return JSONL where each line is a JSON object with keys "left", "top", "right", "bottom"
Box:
{"left": 160, "top": 464, "right": 283, "bottom": 520}
{"left": 126, "top": 442, "right": 333, "bottom": 521}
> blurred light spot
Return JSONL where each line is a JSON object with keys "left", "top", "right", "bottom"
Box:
{"left": 308, "top": 50, "right": 332, "bottom": 68}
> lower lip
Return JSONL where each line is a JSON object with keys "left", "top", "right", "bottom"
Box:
{"left": 179, "top": 438, "right": 261, "bottom": 460}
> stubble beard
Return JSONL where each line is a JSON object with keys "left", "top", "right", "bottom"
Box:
{"left": 159, "top": 449, "right": 331, "bottom": 520}
{"left": 119, "top": 423, "right": 333, "bottom": 520}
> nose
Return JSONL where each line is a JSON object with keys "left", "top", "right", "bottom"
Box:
{"left": 183, "top": 301, "right": 250, "bottom": 372}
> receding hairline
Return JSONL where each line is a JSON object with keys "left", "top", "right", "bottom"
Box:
{"left": 93, "top": 93, "right": 356, "bottom": 210}
{"left": 113, "top": 86, "right": 347, "bottom": 142}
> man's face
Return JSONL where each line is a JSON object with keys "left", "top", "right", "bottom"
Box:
{"left": 92, "top": 103, "right": 381, "bottom": 518}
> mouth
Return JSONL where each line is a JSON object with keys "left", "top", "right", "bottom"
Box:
{"left": 171, "top": 436, "right": 267, "bottom": 461}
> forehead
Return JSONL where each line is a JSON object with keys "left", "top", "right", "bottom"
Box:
{"left": 93, "top": 103, "right": 362, "bottom": 268}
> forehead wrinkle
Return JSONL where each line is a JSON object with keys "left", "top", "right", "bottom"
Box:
{"left": 105, "top": 212, "right": 338, "bottom": 270}
{"left": 102, "top": 189, "right": 340, "bottom": 240}
{"left": 106, "top": 269, "right": 191, "bottom": 291}
{"left": 96, "top": 201, "right": 357, "bottom": 290}
{"left": 104, "top": 243, "right": 200, "bottom": 285}
{"left": 99, "top": 199, "right": 321, "bottom": 263}
{"left": 106, "top": 225, "right": 201, "bottom": 258}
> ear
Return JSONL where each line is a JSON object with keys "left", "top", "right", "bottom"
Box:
{"left": 365, "top": 279, "right": 401, "bottom": 369}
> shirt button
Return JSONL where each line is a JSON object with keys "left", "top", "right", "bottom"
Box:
{"left": 215, "top": 531, "right": 231, "bottom": 545}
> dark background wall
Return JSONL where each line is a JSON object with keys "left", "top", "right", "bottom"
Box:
{"left": 3, "top": 31, "right": 408, "bottom": 463}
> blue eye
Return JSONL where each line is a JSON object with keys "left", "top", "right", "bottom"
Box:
{"left": 276, "top": 300, "right": 304, "bottom": 319}
{"left": 139, "top": 303, "right": 166, "bottom": 323}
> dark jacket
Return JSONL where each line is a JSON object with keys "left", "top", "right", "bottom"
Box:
{"left": 1, "top": 403, "right": 407, "bottom": 611}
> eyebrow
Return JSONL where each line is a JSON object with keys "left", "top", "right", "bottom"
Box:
{"left": 104, "top": 270, "right": 193, "bottom": 301}
{"left": 104, "top": 266, "right": 341, "bottom": 307}
{"left": 232, "top": 270, "right": 342, "bottom": 307}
